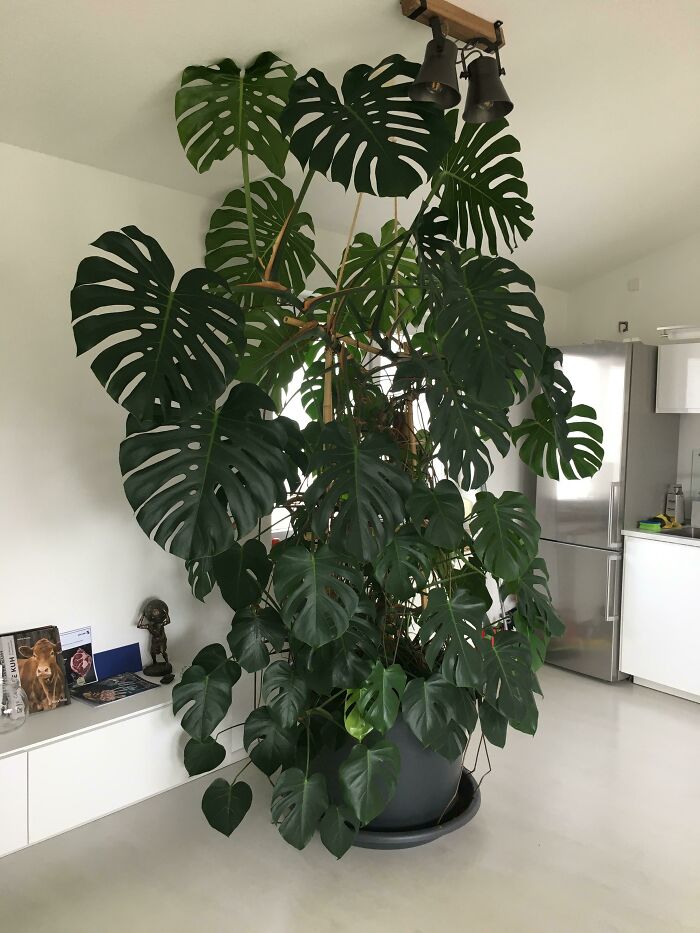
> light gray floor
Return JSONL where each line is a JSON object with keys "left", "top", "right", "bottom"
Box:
{"left": 2, "top": 666, "right": 699, "bottom": 933}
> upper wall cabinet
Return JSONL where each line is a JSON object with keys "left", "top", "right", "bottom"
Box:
{"left": 656, "top": 343, "right": 700, "bottom": 414}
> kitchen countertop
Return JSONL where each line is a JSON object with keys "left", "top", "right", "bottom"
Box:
{"left": 622, "top": 528, "right": 700, "bottom": 548}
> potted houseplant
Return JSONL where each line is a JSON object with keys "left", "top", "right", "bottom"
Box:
{"left": 70, "top": 49, "right": 603, "bottom": 857}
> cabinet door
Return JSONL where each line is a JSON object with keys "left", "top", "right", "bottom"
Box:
{"left": 0, "top": 753, "right": 28, "bottom": 857}
{"left": 656, "top": 344, "right": 700, "bottom": 414}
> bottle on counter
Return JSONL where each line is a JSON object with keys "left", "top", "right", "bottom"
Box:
{"left": 665, "top": 483, "right": 685, "bottom": 525}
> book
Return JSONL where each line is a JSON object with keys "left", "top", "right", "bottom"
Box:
{"left": 2, "top": 626, "right": 71, "bottom": 714}
{"left": 60, "top": 626, "right": 98, "bottom": 687}
{"left": 71, "top": 672, "right": 159, "bottom": 705}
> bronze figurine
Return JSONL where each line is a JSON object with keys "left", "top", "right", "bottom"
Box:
{"left": 137, "top": 598, "right": 172, "bottom": 678}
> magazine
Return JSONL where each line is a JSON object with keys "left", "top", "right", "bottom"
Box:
{"left": 61, "top": 626, "right": 98, "bottom": 687}
{"left": 1, "top": 626, "right": 71, "bottom": 714}
{"left": 71, "top": 672, "right": 159, "bottom": 705}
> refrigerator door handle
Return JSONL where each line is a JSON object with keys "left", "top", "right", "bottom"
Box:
{"left": 607, "top": 481, "right": 622, "bottom": 548}
{"left": 605, "top": 554, "right": 622, "bottom": 622}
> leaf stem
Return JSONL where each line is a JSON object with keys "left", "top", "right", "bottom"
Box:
{"left": 241, "top": 147, "right": 259, "bottom": 264}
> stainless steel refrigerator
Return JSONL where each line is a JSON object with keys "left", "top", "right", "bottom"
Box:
{"left": 537, "top": 342, "right": 679, "bottom": 681}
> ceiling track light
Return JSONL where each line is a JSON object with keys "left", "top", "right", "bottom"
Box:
{"left": 401, "top": 0, "right": 512, "bottom": 123}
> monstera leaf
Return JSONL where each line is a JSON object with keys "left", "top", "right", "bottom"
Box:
{"left": 478, "top": 701, "right": 508, "bottom": 748}
{"left": 214, "top": 539, "right": 272, "bottom": 611}
{"left": 437, "top": 251, "right": 546, "bottom": 407}
{"left": 319, "top": 805, "right": 359, "bottom": 859}
{"left": 401, "top": 674, "right": 473, "bottom": 757}
{"left": 206, "top": 177, "right": 315, "bottom": 294}
{"left": 186, "top": 556, "right": 216, "bottom": 602}
{"left": 271, "top": 768, "right": 329, "bottom": 850}
{"left": 201, "top": 779, "right": 252, "bottom": 837}
{"left": 355, "top": 662, "right": 407, "bottom": 734}
{"left": 305, "top": 423, "right": 412, "bottom": 560}
{"left": 172, "top": 644, "right": 241, "bottom": 741}
{"left": 503, "top": 557, "right": 564, "bottom": 669}
{"left": 469, "top": 491, "right": 541, "bottom": 581}
{"left": 338, "top": 738, "right": 400, "bottom": 824}
{"left": 480, "top": 630, "right": 535, "bottom": 723}
{"left": 407, "top": 479, "right": 465, "bottom": 550}
{"left": 119, "top": 383, "right": 303, "bottom": 560}
{"left": 227, "top": 606, "right": 287, "bottom": 673}
{"left": 280, "top": 55, "right": 452, "bottom": 197}
{"left": 513, "top": 396, "right": 604, "bottom": 480}
{"left": 71, "top": 226, "right": 244, "bottom": 426}
{"left": 436, "top": 113, "right": 534, "bottom": 255}
{"left": 176, "top": 52, "right": 295, "bottom": 176}
{"left": 418, "top": 588, "right": 487, "bottom": 688}
{"left": 243, "top": 706, "right": 298, "bottom": 775}
{"left": 373, "top": 526, "right": 435, "bottom": 600}
{"left": 273, "top": 545, "right": 362, "bottom": 648}
{"left": 184, "top": 736, "right": 227, "bottom": 777}
{"left": 262, "top": 661, "right": 310, "bottom": 729}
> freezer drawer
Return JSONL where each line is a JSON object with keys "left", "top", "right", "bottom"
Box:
{"left": 539, "top": 539, "right": 624, "bottom": 682}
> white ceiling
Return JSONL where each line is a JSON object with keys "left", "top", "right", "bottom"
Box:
{"left": 2, "top": 0, "right": 699, "bottom": 289}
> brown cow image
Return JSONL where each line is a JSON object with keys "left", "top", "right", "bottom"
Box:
{"left": 18, "top": 637, "right": 66, "bottom": 712}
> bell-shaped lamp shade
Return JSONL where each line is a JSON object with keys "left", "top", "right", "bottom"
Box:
{"left": 463, "top": 55, "right": 513, "bottom": 123}
{"left": 409, "top": 37, "right": 461, "bottom": 110}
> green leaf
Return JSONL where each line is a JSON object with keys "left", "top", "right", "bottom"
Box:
{"left": 184, "top": 736, "right": 227, "bottom": 776}
{"left": 71, "top": 226, "right": 244, "bottom": 426}
{"left": 262, "top": 661, "right": 310, "bottom": 729}
{"left": 319, "top": 804, "right": 358, "bottom": 859}
{"left": 356, "top": 662, "right": 407, "bottom": 735}
{"left": 201, "top": 778, "right": 252, "bottom": 836}
{"left": 513, "top": 396, "right": 604, "bottom": 480}
{"left": 280, "top": 55, "right": 452, "bottom": 197}
{"left": 227, "top": 606, "right": 287, "bottom": 673}
{"left": 504, "top": 557, "right": 564, "bottom": 670}
{"left": 480, "top": 630, "right": 535, "bottom": 722}
{"left": 344, "top": 690, "right": 374, "bottom": 741}
{"left": 206, "top": 177, "right": 315, "bottom": 294}
{"left": 214, "top": 539, "right": 272, "bottom": 611}
{"left": 294, "top": 599, "right": 379, "bottom": 691}
{"left": 273, "top": 545, "right": 362, "bottom": 648}
{"left": 119, "top": 383, "right": 303, "bottom": 560}
{"left": 271, "top": 768, "right": 329, "bottom": 850}
{"left": 305, "top": 423, "right": 412, "bottom": 560}
{"left": 401, "top": 674, "right": 472, "bottom": 758}
{"left": 176, "top": 52, "right": 295, "bottom": 176}
{"left": 469, "top": 490, "right": 541, "bottom": 581}
{"left": 373, "top": 526, "right": 435, "bottom": 599}
{"left": 339, "top": 738, "right": 401, "bottom": 824}
{"left": 407, "top": 479, "right": 466, "bottom": 550}
{"left": 436, "top": 113, "right": 534, "bottom": 255}
{"left": 186, "top": 556, "right": 216, "bottom": 602}
{"left": 243, "top": 706, "right": 298, "bottom": 776}
{"left": 437, "top": 251, "right": 546, "bottom": 407}
{"left": 478, "top": 701, "right": 507, "bottom": 748}
{"left": 173, "top": 651, "right": 241, "bottom": 741}
{"left": 418, "top": 588, "right": 487, "bottom": 687}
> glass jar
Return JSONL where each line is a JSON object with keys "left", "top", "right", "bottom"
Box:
{"left": 0, "top": 663, "right": 28, "bottom": 733}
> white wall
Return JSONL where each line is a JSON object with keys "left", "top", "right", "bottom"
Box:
{"left": 0, "top": 144, "right": 234, "bottom": 667}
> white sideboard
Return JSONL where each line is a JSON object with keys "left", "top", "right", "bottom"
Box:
{"left": 0, "top": 681, "right": 248, "bottom": 858}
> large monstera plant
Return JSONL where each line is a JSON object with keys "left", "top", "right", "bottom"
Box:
{"left": 71, "top": 49, "right": 603, "bottom": 857}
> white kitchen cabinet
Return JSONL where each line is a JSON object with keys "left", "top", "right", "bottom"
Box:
{"left": 656, "top": 343, "right": 700, "bottom": 413}
{"left": 0, "top": 753, "right": 28, "bottom": 857}
{"left": 620, "top": 533, "right": 700, "bottom": 698}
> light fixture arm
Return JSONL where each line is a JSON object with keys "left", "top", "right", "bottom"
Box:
{"left": 458, "top": 20, "right": 506, "bottom": 76}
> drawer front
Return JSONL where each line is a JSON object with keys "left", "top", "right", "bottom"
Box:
{"left": 0, "top": 753, "right": 28, "bottom": 857}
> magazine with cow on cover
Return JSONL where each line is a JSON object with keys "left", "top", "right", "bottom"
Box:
{"left": 1, "top": 626, "right": 71, "bottom": 714}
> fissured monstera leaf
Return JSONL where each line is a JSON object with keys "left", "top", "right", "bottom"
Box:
{"left": 214, "top": 539, "right": 272, "bottom": 611}
{"left": 373, "top": 526, "right": 435, "bottom": 600}
{"left": 407, "top": 479, "right": 465, "bottom": 551}
{"left": 401, "top": 674, "right": 474, "bottom": 758}
{"left": 356, "top": 662, "right": 407, "bottom": 735}
{"left": 437, "top": 251, "right": 546, "bottom": 408}
{"left": 469, "top": 491, "right": 541, "bottom": 582}
{"left": 513, "top": 396, "right": 604, "bottom": 480}
{"left": 479, "top": 630, "right": 535, "bottom": 723}
{"left": 119, "top": 383, "right": 304, "bottom": 561}
{"left": 280, "top": 55, "right": 453, "bottom": 197}
{"left": 262, "top": 661, "right": 310, "bottom": 729}
{"left": 206, "top": 177, "right": 315, "bottom": 295}
{"left": 271, "top": 768, "right": 329, "bottom": 850}
{"left": 418, "top": 588, "right": 487, "bottom": 688}
{"left": 244, "top": 706, "right": 298, "bottom": 776}
{"left": 185, "top": 555, "right": 216, "bottom": 602}
{"left": 305, "top": 423, "right": 412, "bottom": 560}
{"left": 436, "top": 113, "right": 534, "bottom": 255}
{"left": 502, "top": 557, "right": 564, "bottom": 669}
{"left": 227, "top": 606, "right": 287, "bottom": 673}
{"left": 71, "top": 226, "right": 244, "bottom": 426}
{"left": 172, "top": 644, "right": 241, "bottom": 741}
{"left": 176, "top": 52, "right": 295, "bottom": 176}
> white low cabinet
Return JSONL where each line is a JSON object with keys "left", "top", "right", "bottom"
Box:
{"left": 620, "top": 533, "right": 700, "bottom": 699}
{"left": 0, "top": 754, "right": 28, "bottom": 857}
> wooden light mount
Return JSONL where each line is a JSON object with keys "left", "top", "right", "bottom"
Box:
{"left": 400, "top": 0, "right": 505, "bottom": 47}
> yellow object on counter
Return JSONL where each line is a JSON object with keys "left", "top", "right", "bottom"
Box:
{"left": 655, "top": 513, "right": 682, "bottom": 529}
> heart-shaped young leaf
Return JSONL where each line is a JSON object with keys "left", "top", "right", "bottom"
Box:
{"left": 373, "top": 526, "right": 435, "bottom": 600}
{"left": 478, "top": 700, "right": 508, "bottom": 748}
{"left": 243, "top": 706, "right": 298, "bottom": 776}
{"left": 437, "top": 251, "right": 546, "bottom": 408}
{"left": 206, "top": 177, "right": 315, "bottom": 295}
{"left": 185, "top": 555, "right": 216, "bottom": 602}
{"left": 356, "top": 662, "right": 407, "bottom": 735}
{"left": 227, "top": 606, "right": 287, "bottom": 673}
{"left": 418, "top": 588, "right": 487, "bottom": 688}
{"left": 201, "top": 778, "right": 252, "bottom": 836}
{"left": 271, "top": 768, "right": 329, "bottom": 850}
{"left": 214, "top": 539, "right": 272, "bottom": 611}
{"left": 280, "top": 55, "right": 452, "bottom": 197}
{"left": 343, "top": 690, "right": 374, "bottom": 741}
{"left": 479, "top": 630, "right": 535, "bottom": 723}
{"left": 436, "top": 113, "right": 534, "bottom": 255}
{"left": 119, "top": 383, "right": 303, "bottom": 560}
{"left": 176, "top": 52, "right": 295, "bottom": 176}
{"left": 273, "top": 545, "right": 362, "bottom": 648}
{"left": 262, "top": 661, "right": 310, "bottom": 729}
{"left": 319, "top": 804, "right": 359, "bottom": 859}
{"left": 401, "top": 674, "right": 470, "bottom": 757}
{"left": 173, "top": 651, "right": 241, "bottom": 741}
{"left": 305, "top": 423, "right": 412, "bottom": 560}
{"left": 513, "top": 396, "right": 604, "bottom": 480}
{"left": 407, "top": 479, "right": 466, "bottom": 550}
{"left": 503, "top": 557, "right": 564, "bottom": 669}
{"left": 184, "top": 736, "right": 227, "bottom": 777}
{"left": 339, "top": 738, "right": 401, "bottom": 824}
{"left": 469, "top": 490, "right": 541, "bottom": 581}
{"left": 71, "top": 226, "right": 244, "bottom": 426}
